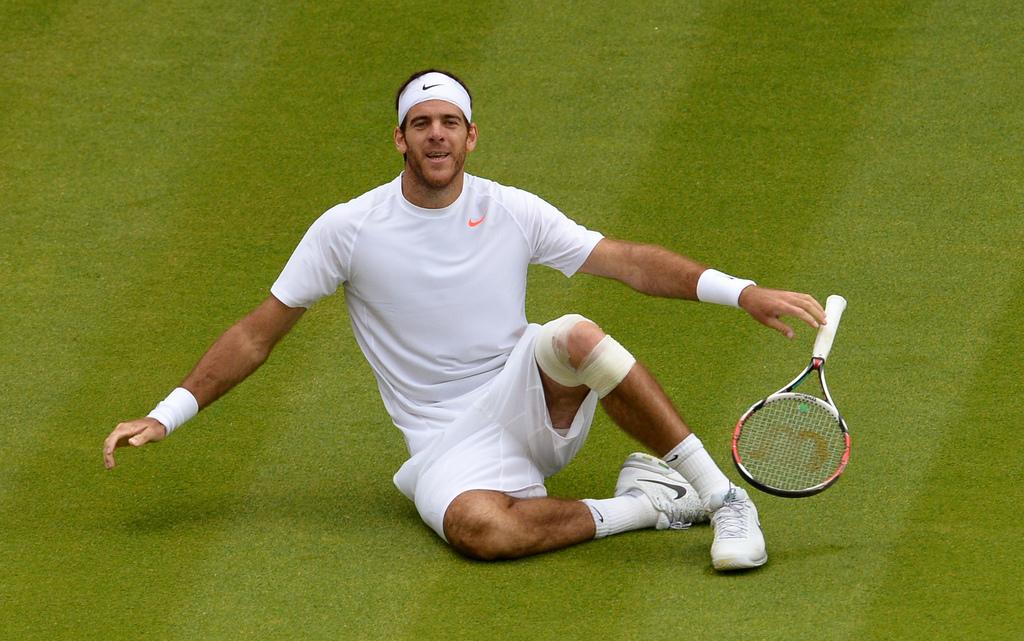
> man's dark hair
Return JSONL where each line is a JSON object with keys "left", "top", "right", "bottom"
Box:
{"left": 395, "top": 69, "right": 473, "bottom": 130}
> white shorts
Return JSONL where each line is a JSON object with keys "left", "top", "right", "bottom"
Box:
{"left": 392, "top": 323, "right": 599, "bottom": 540}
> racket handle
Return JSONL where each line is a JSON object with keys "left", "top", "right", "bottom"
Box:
{"left": 812, "top": 295, "right": 848, "bottom": 361}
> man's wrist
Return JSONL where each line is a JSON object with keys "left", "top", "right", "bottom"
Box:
{"left": 146, "top": 387, "right": 199, "bottom": 436}
{"left": 696, "top": 268, "right": 756, "bottom": 308}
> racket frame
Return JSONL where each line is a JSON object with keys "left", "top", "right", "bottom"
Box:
{"left": 732, "top": 355, "right": 851, "bottom": 498}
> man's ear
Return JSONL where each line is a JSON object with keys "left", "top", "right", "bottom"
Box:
{"left": 466, "top": 123, "right": 478, "bottom": 152}
{"left": 394, "top": 126, "right": 407, "bottom": 154}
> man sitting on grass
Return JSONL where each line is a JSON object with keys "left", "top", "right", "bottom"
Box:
{"left": 104, "top": 69, "right": 824, "bottom": 569}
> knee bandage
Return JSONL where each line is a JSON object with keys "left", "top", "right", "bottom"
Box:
{"left": 535, "top": 314, "right": 636, "bottom": 398}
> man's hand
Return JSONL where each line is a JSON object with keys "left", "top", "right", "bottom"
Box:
{"left": 103, "top": 418, "right": 167, "bottom": 469}
{"left": 738, "top": 286, "right": 826, "bottom": 339}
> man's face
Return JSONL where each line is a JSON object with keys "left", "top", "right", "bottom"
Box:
{"left": 394, "top": 100, "right": 478, "bottom": 191}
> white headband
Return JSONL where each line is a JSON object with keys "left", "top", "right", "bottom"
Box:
{"left": 397, "top": 72, "right": 472, "bottom": 126}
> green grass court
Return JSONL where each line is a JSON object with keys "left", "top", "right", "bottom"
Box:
{"left": 2, "top": 2, "right": 1022, "bottom": 639}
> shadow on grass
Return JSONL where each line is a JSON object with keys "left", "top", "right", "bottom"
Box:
{"left": 116, "top": 479, "right": 421, "bottom": 537}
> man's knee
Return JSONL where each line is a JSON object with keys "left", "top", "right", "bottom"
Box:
{"left": 443, "top": 491, "right": 517, "bottom": 561}
{"left": 535, "top": 314, "right": 636, "bottom": 398}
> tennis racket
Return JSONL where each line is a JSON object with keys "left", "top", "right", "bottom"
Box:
{"left": 731, "top": 294, "right": 850, "bottom": 497}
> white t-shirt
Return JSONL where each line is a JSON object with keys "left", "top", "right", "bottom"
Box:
{"left": 271, "top": 173, "right": 603, "bottom": 455}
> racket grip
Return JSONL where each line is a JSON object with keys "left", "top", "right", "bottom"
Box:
{"left": 812, "top": 295, "right": 847, "bottom": 361}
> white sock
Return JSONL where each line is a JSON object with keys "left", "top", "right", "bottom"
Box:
{"left": 664, "top": 434, "right": 731, "bottom": 507}
{"left": 582, "top": 492, "right": 657, "bottom": 538}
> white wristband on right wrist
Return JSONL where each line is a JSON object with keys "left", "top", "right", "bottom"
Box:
{"left": 696, "top": 268, "right": 756, "bottom": 308}
{"left": 147, "top": 387, "right": 199, "bottom": 436}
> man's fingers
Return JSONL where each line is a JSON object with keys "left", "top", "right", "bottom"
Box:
{"left": 103, "top": 426, "right": 130, "bottom": 469}
{"left": 746, "top": 289, "right": 826, "bottom": 334}
{"left": 763, "top": 316, "right": 795, "bottom": 339}
{"left": 792, "top": 292, "right": 826, "bottom": 327}
{"left": 103, "top": 420, "right": 163, "bottom": 469}
{"left": 129, "top": 428, "right": 157, "bottom": 447}
{"left": 769, "top": 293, "right": 823, "bottom": 329}
{"left": 785, "top": 299, "right": 823, "bottom": 330}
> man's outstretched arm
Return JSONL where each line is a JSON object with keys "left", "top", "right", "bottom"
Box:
{"left": 103, "top": 295, "right": 305, "bottom": 468}
{"left": 577, "top": 238, "right": 825, "bottom": 337}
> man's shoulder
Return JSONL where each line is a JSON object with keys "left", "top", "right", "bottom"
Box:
{"left": 318, "top": 176, "right": 401, "bottom": 223}
{"left": 343, "top": 175, "right": 402, "bottom": 210}
{"left": 466, "top": 174, "right": 546, "bottom": 210}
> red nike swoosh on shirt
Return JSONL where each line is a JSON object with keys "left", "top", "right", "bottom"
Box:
{"left": 468, "top": 215, "right": 486, "bottom": 227}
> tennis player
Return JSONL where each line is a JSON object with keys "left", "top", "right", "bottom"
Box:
{"left": 103, "top": 70, "right": 825, "bottom": 570}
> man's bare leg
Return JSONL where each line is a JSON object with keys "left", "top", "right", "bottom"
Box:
{"left": 443, "top": 490, "right": 596, "bottom": 560}
{"left": 548, "top": 319, "right": 696, "bottom": 456}
{"left": 599, "top": 361, "right": 693, "bottom": 455}
{"left": 560, "top": 320, "right": 767, "bottom": 570}
{"left": 441, "top": 320, "right": 701, "bottom": 560}
{"left": 439, "top": 316, "right": 755, "bottom": 564}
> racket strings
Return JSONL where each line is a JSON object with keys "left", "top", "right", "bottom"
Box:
{"left": 737, "top": 394, "right": 846, "bottom": 492}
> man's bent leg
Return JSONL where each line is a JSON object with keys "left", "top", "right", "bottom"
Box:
{"left": 600, "top": 364, "right": 731, "bottom": 502}
{"left": 598, "top": 361, "right": 694, "bottom": 455}
{"left": 599, "top": 345, "right": 767, "bottom": 569}
{"left": 442, "top": 459, "right": 707, "bottom": 560}
{"left": 535, "top": 314, "right": 767, "bottom": 570}
{"left": 536, "top": 315, "right": 698, "bottom": 460}
{"left": 443, "top": 490, "right": 596, "bottom": 560}
{"left": 537, "top": 315, "right": 730, "bottom": 500}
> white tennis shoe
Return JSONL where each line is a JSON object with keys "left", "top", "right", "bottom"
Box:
{"left": 707, "top": 486, "right": 768, "bottom": 570}
{"left": 615, "top": 452, "right": 707, "bottom": 530}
